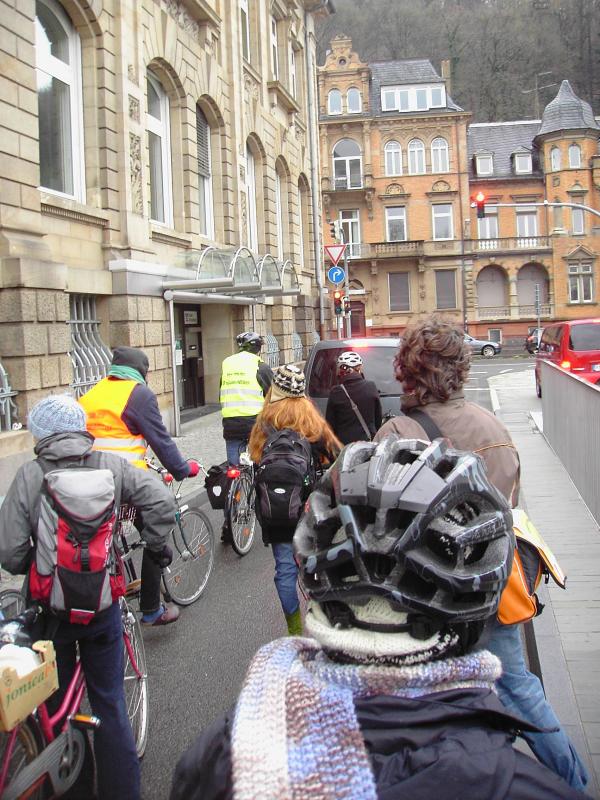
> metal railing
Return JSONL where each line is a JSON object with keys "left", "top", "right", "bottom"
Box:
{"left": 467, "top": 236, "right": 551, "bottom": 253}
{"left": 333, "top": 176, "right": 363, "bottom": 191}
{"left": 263, "top": 334, "right": 280, "bottom": 369}
{"left": 291, "top": 332, "right": 303, "bottom": 363}
{"left": 69, "top": 295, "right": 111, "bottom": 397}
{"left": 0, "top": 360, "right": 19, "bottom": 432}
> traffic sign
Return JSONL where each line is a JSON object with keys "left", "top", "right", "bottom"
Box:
{"left": 327, "top": 265, "right": 345, "bottom": 285}
{"left": 324, "top": 244, "right": 346, "bottom": 266}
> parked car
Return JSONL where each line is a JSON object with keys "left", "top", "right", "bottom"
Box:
{"left": 525, "top": 327, "right": 544, "bottom": 355}
{"left": 535, "top": 318, "right": 600, "bottom": 397}
{"left": 464, "top": 333, "right": 502, "bottom": 358}
{"left": 305, "top": 338, "right": 401, "bottom": 417}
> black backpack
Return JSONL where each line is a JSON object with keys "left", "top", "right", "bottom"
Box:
{"left": 255, "top": 427, "right": 315, "bottom": 527}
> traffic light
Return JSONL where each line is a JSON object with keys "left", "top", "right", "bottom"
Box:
{"left": 333, "top": 290, "right": 343, "bottom": 315}
{"left": 475, "top": 191, "right": 486, "bottom": 219}
{"left": 343, "top": 297, "right": 351, "bottom": 315}
{"left": 330, "top": 220, "right": 342, "bottom": 242}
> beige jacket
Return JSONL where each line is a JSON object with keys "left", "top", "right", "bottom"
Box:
{"left": 375, "top": 394, "right": 520, "bottom": 507}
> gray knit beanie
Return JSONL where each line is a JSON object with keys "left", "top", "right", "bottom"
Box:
{"left": 270, "top": 364, "right": 306, "bottom": 403}
{"left": 28, "top": 395, "right": 87, "bottom": 441}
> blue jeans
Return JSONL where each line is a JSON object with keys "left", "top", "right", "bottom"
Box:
{"left": 50, "top": 602, "right": 140, "bottom": 800}
{"left": 486, "top": 619, "right": 588, "bottom": 792}
{"left": 226, "top": 438, "right": 247, "bottom": 466}
{"left": 271, "top": 542, "right": 299, "bottom": 616}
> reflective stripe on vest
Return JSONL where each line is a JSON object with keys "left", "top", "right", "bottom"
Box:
{"left": 220, "top": 352, "right": 264, "bottom": 418}
{"left": 79, "top": 377, "right": 148, "bottom": 469}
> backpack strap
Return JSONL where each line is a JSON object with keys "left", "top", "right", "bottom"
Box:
{"left": 340, "top": 384, "right": 372, "bottom": 441}
{"left": 405, "top": 408, "right": 444, "bottom": 441}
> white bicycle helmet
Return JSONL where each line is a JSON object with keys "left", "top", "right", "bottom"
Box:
{"left": 337, "top": 351, "right": 363, "bottom": 370}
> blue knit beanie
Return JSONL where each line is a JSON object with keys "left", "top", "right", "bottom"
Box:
{"left": 28, "top": 395, "right": 87, "bottom": 441}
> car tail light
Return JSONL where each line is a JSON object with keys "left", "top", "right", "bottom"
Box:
{"left": 346, "top": 340, "right": 370, "bottom": 349}
{"left": 560, "top": 360, "right": 571, "bottom": 370}
{"left": 226, "top": 466, "right": 241, "bottom": 479}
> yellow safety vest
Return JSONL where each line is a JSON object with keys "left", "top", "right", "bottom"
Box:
{"left": 220, "top": 352, "right": 264, "bottom": 418}
{"left": 79, "top": 377, "right": 148, "bottom": 469}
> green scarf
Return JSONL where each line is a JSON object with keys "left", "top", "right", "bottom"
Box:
{"left": 108, "top": 365, "right": 146, "bottom": 385}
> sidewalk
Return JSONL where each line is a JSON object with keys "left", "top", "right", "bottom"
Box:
{"left": 491, "top": 368, "right": 600, "bottom": 798}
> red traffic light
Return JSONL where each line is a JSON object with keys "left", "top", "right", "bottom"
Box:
{"left": 475, "top": 191, "right": 486, "bottom": 219}
{"left": 333, "top": 291, "right": 343, "bottom": 315}
{"left": 475, "top": 191, "right": 485, "bottom": 202}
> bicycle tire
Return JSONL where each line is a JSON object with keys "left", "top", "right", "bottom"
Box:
{"left": 0, "top": 589, "right": 25, "bottom": 620}
{"left": 0, "top": 716, "right": 45, "bottom": 799}
{"left": 121, "top": 599, "right": 149, "bottom": 758}
{"left": 163, "top": 509, "right": 215, "bottom": 605}
{"left": 227, "top": 471, "right": 256, "bottom": 556}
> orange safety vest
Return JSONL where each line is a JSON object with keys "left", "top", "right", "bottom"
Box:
{"left": 79, "top": 377, "right": 148, "bottom": 470}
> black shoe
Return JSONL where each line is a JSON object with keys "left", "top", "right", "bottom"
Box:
{"left": 221, "top": 524, "right": 232, "bottom": 544}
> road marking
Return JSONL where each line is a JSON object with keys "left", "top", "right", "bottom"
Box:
{"left": 463, "top": 387, "right": 489, "bottom": 391}
{"left": 489, "top": 386, "right": 500, "bottom": 414}
{"left": 500, "top": 369, "right": 512, "bottom": 374}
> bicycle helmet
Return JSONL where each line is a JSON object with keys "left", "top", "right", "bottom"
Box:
{"left": 337, "top": 351, "right": 363, "bottom": 371}
{"left": 294, "top": 435, "right": 514, "bottom": 641}
{"left": 236, "top": 331, "right": 264, "bottom": 353}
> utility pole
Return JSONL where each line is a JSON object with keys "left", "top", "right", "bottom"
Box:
{"left": 343, "top": 244, "right": 351, "bottom": 337}
{"left": 535, "top": 283, "right": 541, "bottom": 345}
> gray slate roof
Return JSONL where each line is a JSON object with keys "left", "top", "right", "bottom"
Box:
{"left": 467, "top": 120, "right": 542, "bottom": 179}
{"left": 369, "top": 59, "right": 463, "bottom": 116}
{"left": 538, "top": 80, "right": 599, "bottom": 135}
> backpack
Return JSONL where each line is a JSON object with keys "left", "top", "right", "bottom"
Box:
{"left": 205, "top": 462, "right": 230, "bottom": 510}
{"left": 28, "top": 462, "right": 126, "bottom": 625}
{"left": 255, "top": 428, "right": 316, "bottom": 527}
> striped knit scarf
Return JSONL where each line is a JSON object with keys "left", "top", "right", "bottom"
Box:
{"left": 231, "top": 637, "right": 501, "bottom": 800}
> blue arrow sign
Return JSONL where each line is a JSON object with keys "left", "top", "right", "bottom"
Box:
{"left": 327, "top": 266, "right": 345, "bottom": 285}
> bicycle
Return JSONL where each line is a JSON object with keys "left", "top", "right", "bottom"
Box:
{"left": 223, "top": 452, "right": 257, "bottom": 556}
{"left": 0, "top": 596, "right": 147, "bottom": 798}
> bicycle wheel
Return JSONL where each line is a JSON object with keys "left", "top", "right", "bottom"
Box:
{"left": 163, "top": 509, "right": 215, "bottom": 605}
{"left": 227, "top": 471, "right": 256, "bottom": 556}
{"left": 121, "top": 599, "right": 149, "bottom": 758}
{"left": 0, "top": 717, "right": 45, "bottom": 799}
{"left": 0, "top": 589, "right": 25, "bottom": 620}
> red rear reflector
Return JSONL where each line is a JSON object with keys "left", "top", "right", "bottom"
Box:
{"left": 163, "top": 473, "right": 173, "bottom": 483}
{"left": 560, "top": 360, "right": 571, "bottom": 369}
{"left": 227, "top": 467, "right": 241, "bottom": 479}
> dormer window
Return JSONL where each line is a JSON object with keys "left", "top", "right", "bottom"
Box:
{"left": 347, "top": 88, "right": 361, "bottom": 113}
{"left": 380, "top": 84, "right": 445, "bottom": 113}
{"left": 328, "top": 89, "right": 342, "bottom": 115}
{"left": 476, "top": 154, "right": 493, "bottom": 176}
{"left": 514, "top": 152, "right": 532, "bottom": 174}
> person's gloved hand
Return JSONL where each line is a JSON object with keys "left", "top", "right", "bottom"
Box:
{"left": 187, "top": 460, "right": 201, "bottom": 478}
{"left": 148, "top": 544, "right": 173, "bottom": 569}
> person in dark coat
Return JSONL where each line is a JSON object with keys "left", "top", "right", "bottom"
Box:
{"left": 325, "top": 351, "right": 382, "bottom": 443}
{"left": 170, "top": 437, "right": 588, "bottom": 800}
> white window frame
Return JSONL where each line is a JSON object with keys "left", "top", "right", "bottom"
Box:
{"left": 146, "top": 72, "right": 173, "bottom": 227}
{"left": 385, "top": 206, "right": 407, "bottom": 242}
{"left": 572, "top": 206, "right": 585, "bottom": 235}
{"left": 297, "top": 185, "right": 305, "bottom": 262}
{"left": 384, "top": 141, "right": 402, "bottom": 176}
{"left": 339, "top": 209, "right": 360, "bottom": 258}
{"left": 476, "top": 154, "right": 493, "bottom": 176}
{"left": 289, "top": 46, "right": 297, "bottom": 99}
{"left": 196, "top": 106, "right": 214, "bottom": 239}
{"left": 240, "top": 0, "right": 250, "bottom": 62}
{"left": 569, "top": 143, "right": 581, "bottom": 168}
{"left": 379, "top": 83, "right": 446, "bottom": 113}
{"left": 245, "top": 144, "right": 258, "bottom": 251}
{"left": 270, "top": 16, "right": 279, "bottom": 80}
{"left": 514, "top": 152, "right": 532, "bottom": 174}
{"left": 388, "top": 272, "right": 411, "bottom": 312}
{"left": 432, "top": 203, "right": 454, "bottom": 241}
{"left": 328, "top": 88, "right": 342, "bottom": 115}
{"left": 431, "top": 137, "right": 449, "bottom": 173}
{"left": 435, "top": 269, "right": 457, "bottom": 310}
{"left": 568, "top": 262, "right": 593, "bottom": 303}
{"left": 275, "top": 171, "right": 284, "bottom": 261}
{"left": 477, "top": 206, "right": 499, "bottom": 246}
{"left": 35, "top": 0, "right": 85, "bottom": 201}
{"left": 333, "top": 139, "right": 362, "bottom": 190}
{"left": 516, "top": 206, "right": 537, "bottom": 245}
{"left": 551, "top": 147, "right": 561, "bottom": 171}
{"left": 408, "top": 139, "right": 425, "bottom": 175}
{"left": 347, "top": 88, "right": 361, "bottom": 114}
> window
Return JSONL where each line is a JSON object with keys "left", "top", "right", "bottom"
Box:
{"left": 416, "top": 88, "right": 427, "bottom": 110}
{"left": 270, "top": 17, "right": 279, "bottom": 80}
{"left": 245, "top": 144, "right": 258, "bottom": 251}
{"left": 568, "top": 262, "right": 593, "bottom": 303}
{"left": 333, "top": 139, "right": 362, "bottom": 190}
{"left": 388, "top": 273, "right": 410, "bottom": 311}
{"left": 432, "top": 203, "right": 453, "bottom": 240}
{"left": 385, "top": 207, "right": 407, "bottom": 242}
{"left": 572, "top": 206, "right": 585, "bottom": 235}
{"left": 569, "top": 143, "right": 581, "bottom": 168}
{"left": 240, "top": 0, "right": 250, "bottom": 61}
{"left": 196, "top": 106, "right": 213, "bottom": 238}
{"left": 380, "top": 84, "right": 445, "bottom": 113}
{"left": 339, "top": 209, "right": 360, "bottom": 257}
{"left": 347, "top": 88, "right": 361, "bottom": 113}
{"left": 69, "top": 294, "right": 111, "bottom": 397}
{"left": 289, "top": 46, "right": 297, "bottom": 98}
{"left": 430, "top": 87, "right": 443, "bottom": 107}
{"left": 328, "top": 89, "right": 342, "bottom": 115}
{"left": 514, "top": 153, "right": 532, "bottom": 174}
{"left": 516, "top": 206, "right": 537, "bottom": 245}
{"left": 408, "top": 139, "right": 425, "bottom": 174}
{"left": 146, "top": 72, "right": 173, "bottom": 226}
{"left": 435, "top": 270, "right": 457, "bottom": 309}
{"left": 35, "top": 0, "right": 85, "bottom": 200}
{"left": 381, "top": 88, "right": 396, "bottom": 111}
{"left": 275, "top": 171, "right": 283, "bottom": 261}
{"left": 476, "top": 154, "right": 493, "bottom": 175}
{"left": 384, "top": 141, "right": 402, "bottom": 176}
{"left": 477, "top": 206, "right": 499, "bottom": 246}
{"left": 431, "top": 137, "right": 449, "bottom": 173}
{"left": 551, "top": 147, "right": 561, "bottom": 171}
{"left": 488, "top": 328, "right": 502, "bottom": 344}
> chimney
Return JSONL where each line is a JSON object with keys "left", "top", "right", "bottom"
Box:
{"left": 441, "top": 59, "right": 452, "bottom": 95}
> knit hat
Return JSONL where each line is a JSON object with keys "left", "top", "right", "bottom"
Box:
{"left": 270, "top": 364, "right": 306, "bottom": 403}
{"left": 111, "top": 346, "right": 150, "bottom": 379}
{"left": 28, "top": 395, "right": 87, "bottom": 441}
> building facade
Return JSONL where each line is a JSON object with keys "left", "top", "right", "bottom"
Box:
{"left": 0, "top": 0, "right": 333, "bottom": 488}
{"left": 318, "top": 36, "right": 600, "bottom": 343}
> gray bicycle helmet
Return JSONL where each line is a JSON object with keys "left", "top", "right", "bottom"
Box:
{"left": 294, "top": 435, "right": 514, "bottom": 640}
{"left": 236, "top": 331, "right": 263, "bottom": 353}
{"left": 337, "top": 351, "right": 363, "bottom": 370}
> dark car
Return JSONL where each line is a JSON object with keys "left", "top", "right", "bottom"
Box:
{"left": 525, "top": 327, "right": 544, "bottom": 355}
{"left": 305, "top": 338, "right": 401, "bottom": 417}
{"left": 464, "top": 333, "right": 501, "bottom": 358}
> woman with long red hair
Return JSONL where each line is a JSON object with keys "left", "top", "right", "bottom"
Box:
{"left": 249, "top": 364, "right": 340, "bottom": 635}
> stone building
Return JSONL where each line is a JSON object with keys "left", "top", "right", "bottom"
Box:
{"left": 318, "top": 36, "right": 600, "bottom": 344}
{"left": 0, "top": 0, "right": 333, "bottom": 489}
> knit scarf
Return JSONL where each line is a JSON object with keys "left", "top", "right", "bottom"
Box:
{"left": 107, "top": 366, "right": 145, "bottom": 384}
{"left": 231, "top": 637, "right": 501, "bottom": 800}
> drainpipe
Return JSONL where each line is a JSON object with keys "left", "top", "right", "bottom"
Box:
{"left": 165, "top": 292, "right": 180, "bottom": 438}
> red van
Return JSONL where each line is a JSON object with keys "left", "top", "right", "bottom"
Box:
{"left": 535, "top": 318, "right": 600, "bottom": 397}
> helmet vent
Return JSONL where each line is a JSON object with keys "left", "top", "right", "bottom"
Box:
{"left": 363, "top": 553, "right": 396, "bottom": 583}
{"left": 397, "top": 570, "right": 436, "bottom": 601}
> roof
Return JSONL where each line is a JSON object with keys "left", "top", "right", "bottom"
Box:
{"left": 538, "top": 80, "right": 599, "bottom": 136}
{"left": 369, "top": 59, "right": 463, "bottom": 116}
{"left": 467, "top": 120, "right": 542, "bottom": 179}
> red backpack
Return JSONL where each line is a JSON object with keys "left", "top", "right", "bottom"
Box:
{"left": 29, "top": 463, "right": 126, "bottom": 624}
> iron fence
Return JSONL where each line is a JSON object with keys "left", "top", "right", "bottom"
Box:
{"left": 0, "top": 360, "right": 19, "bottom": 432}
{"left": 291, "top": 332, "right": 303, "bottom": 363}
{"left": 263, "top": 334, "right": 280, "bottom": 369}
{"left": 69, "top": 295, "right": 111, "bottom": 397}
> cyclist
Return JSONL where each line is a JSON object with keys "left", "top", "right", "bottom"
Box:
{"left": 171, "top": 437, "right": 585, "bottom": 800}
{"left": 80, "top": 346, "right": 201, "bottom": 627}
{"left": 0, "top": 394, "right": 176, "bottom": 800}
{"left": 325, "top": 351, "right": 382, "bottom": 443}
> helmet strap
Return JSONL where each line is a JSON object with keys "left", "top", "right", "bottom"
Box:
{"left": 322, "top": 601, "right": 442, "bottom": 640}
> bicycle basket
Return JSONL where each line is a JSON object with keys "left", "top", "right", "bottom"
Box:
{"left": 205, "top": 462, "right": 230, "bottom": 510}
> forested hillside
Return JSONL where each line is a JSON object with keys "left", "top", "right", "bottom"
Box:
{"left": 315, "top": 0, "right": 600, "bottom": 122}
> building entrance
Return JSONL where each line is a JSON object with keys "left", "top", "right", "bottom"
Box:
{"left": 174, "top": 305, "right": 205, "bottom": 409}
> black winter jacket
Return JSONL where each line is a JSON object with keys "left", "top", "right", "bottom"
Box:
{"left": 325, "top": 372, "right": 382, "bottom": 445}
{"left": 170, "top": 687, "right": 586, "bottom": 800}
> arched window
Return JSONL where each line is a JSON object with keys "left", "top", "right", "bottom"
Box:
{"left": 245, "top": 144, "right": 258, "bottom": 251}
{"left": 147, "top": 72, "right": 173, "bottom": 225}
{"left": 347, "top": 88, "right": 361, "bottom": 113}
{"left": 196, "top": 106, "right": 213, "bottom": 238}
{"left": 328, "top": 89, "right": 342, "bottom": 115}
{"left": 384, "top": 141, "right": 402, "bottom": 176}
{"left": 333, "top": 139, "right": 362, "bottom": 190}
{"left": 408, "top": 139, "right": 425, "bottom": 174}
{"left": 298, "top": 178, "right": 310, "bottom": 267}
{"left": 550, "top": 146, "right": 561, "bottom": 171}
{"left": 35, "top": 0, "right": 85, "bottom": 199}
{"left": 431, "top": 137, "right": 449, "bottom": 173}
{"left": 569, "top": 143, "right": 581, "bottom": 168}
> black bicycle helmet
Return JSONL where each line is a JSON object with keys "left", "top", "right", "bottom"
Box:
{"left": 236, "top": 331, "right": 263, "bottom": 353}
{"left": 294, "top": 435, "right": 514, "bottom": 638}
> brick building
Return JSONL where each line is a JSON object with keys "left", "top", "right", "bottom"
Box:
{"left": 318, "top": 36, "right": 600, "bottom": 343}
{"left": 0, "top": 0, "right": 333, "bottom": 489}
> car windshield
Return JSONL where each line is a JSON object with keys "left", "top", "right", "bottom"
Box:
{"left": 569, "top": 324, "right": 600, "bottom": 352}
{"left": 308, "top": 346, "right": 399, "bottom": 397}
